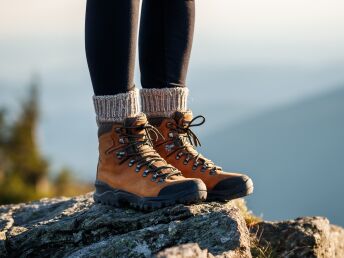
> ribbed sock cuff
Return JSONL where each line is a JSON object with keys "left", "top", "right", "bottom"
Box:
{"left": 140, "top": 87, "right": 189, "bottom": 117}
{"left": 93, "top": 89, "right": 140, "bottom": 124}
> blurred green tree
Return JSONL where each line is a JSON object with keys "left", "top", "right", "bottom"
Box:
{"left": 0, "top": 79, "right": 49, "bottom": 203}
{"left": 55, "top": 167, "right": 73, "bottom": 196}
{"left": 0, "top": 109, "right": 6, "bottom": 183}
{"left": 5, "top": 79, "right": 49, "bottom": 186}
{"left": 0, "top": 79, "right": 93, "bottom": 204}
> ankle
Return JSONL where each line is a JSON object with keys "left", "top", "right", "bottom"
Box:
{"left": 140, "top": 87, "right": 189, "bottom": 118}
{"left": 93, "top": 88, "right": 140, "bottom": 125}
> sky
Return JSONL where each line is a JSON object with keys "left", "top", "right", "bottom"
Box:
{"left": 1, "top": 0, "right": 344, "bottom": 76}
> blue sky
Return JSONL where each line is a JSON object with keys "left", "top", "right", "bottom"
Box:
{"left": 1, "top": 0, "right": 344, "bottom": 73}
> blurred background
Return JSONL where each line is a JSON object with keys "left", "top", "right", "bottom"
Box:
{"left": 0, "top": 1, "right": 343, "bottom": 225}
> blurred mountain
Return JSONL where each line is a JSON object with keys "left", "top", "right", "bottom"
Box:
{"left": 202, "top": 85, "right": 344, "bottom": 226}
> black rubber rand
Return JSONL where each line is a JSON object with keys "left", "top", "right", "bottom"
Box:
{"left": 207, "top": 176, "right": 254, "bottom": 202}
{"left": 93, "top": 180, "right": 207, "bottom": 211}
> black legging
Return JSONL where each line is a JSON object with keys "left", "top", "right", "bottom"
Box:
{"left": 85, "top": 0, "right": 195, "bottom": 96}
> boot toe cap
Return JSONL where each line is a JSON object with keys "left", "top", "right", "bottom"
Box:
{"left": 212, "top": 175, "right": 254, "bottom": 193}
{"left": 158, "top": 179, "right": 206, "bottom": 197}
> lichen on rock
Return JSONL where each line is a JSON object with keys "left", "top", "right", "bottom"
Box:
{"left": 1, "top": 193, "right": 344, "bottom": 258}
{"left": 0, "top": 193, "right": 251, "bottom": 258}
{"left": 250, "top": 216, "right": 344, "bottom": 258}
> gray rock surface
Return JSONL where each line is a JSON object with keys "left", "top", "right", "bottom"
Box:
{"left": 1, "top": 193, "right": 344, "bottom": 258}
{"left": 0, "top": 193, "right": 251, "bottom": 258}
{"left": 155, "top": 243, "right": 213, "bottom": 258}
{"left": 330, "top": 224, "right": 344, "bottom": 257}
{"left": 250, "top": 216, "right": 344, "bottom": 258}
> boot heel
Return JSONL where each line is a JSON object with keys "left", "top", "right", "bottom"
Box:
{"left": 94, "top": 180, "right": 121, "bottom": 207}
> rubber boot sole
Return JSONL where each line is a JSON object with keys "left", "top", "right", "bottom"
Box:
{"left": 93, "top": 180, "right": 207, "bottom": 211}
{"left": 207, "top": 177, "right": 254, "bottom": 202}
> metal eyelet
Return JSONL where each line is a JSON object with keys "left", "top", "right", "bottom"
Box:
{"left": 165, "top": 143, "right": 175, "bottom": 152}
{"left": 151, "top": 175, "right": 157, "bottom": 182}
{"left": 128, "top": 160, "right": 135, "bottom": 167}
{"left": 119, "top": 138, "right": 125, "bottom": 144}
{"left": 176, "top": 155, "right": 180, "bottom": 160}
{"left": 201, "top": 166, "right": 207, "bottom": 173}
{"left": 115, "top": 127, "right": 121, "bottom": 133}
{"left": 143, "top": 169, "right": 150, "bottom": 177}
{"left": 168, "top": 132, "right": 174, "bottom": 138}
{"left": 209, "top": 169, "right": 216, "bottom": 175}
{"left": 184, "top": 156, "right": 190, "bottom": 165}
{"left": 116, "top": 151, "right": 125, "bottom": 159}
{"left": 157, "top": 178, "right": 165, "bottom": 184}
{"left": 192, "top": 161, "right": 200, "bottom": 171}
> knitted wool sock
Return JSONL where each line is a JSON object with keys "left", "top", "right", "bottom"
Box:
{"left": 140, "top": 87, "right": 189, "bottom": 117}
{"left": 93, "top": 88, "right": 140, "bottom": 124}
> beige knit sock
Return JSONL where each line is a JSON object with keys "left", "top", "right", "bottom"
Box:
{"left": 93, "top": 88, "right": 140, "bottom": 124}
{"left": 140, "top": 87, "right": 189, "bottom": 117}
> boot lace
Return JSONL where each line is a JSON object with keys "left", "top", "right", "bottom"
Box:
{"left": 107, "top": 123, "right": 181, "bottom": 182}
{"left": 162, "top": 115, "right": 222, "bottom": 175}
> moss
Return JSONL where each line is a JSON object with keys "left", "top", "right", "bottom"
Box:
{"left": 232, "top": 199, "right": 262, "bottom": 227}
{"left": 231, "top": 199, "right": 278, "bottom": 257}
{"left": 250, "top": 241, "right": 276, "bottom": 258}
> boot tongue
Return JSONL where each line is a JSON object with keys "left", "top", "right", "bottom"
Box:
{"left": 172, "top": 110, "right": 199, "bottom": 156}
{"left": 124, "top": 113, "right": 147, "bottom": 128}
{"left": 172, "top": 110, "right": 193, "bottom": 128}
{"left": 124, "top": 114, "right": 175, "bottom": 174}
{"left": 123, "top": 113, "right": 148, "bottom": 136}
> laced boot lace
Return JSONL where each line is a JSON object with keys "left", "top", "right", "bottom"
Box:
{"left": 107, "top": 122, "right": 181, "bottom": 182}
{"left": 162, "top": 115, "right": 222, "bottom": 175}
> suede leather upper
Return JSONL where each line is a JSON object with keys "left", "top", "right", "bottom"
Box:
{"left": 96, "top": 113, "right": 205, "bottom": 198}
{"left": 149, "top": 111, "right": 250, "bottom": 191}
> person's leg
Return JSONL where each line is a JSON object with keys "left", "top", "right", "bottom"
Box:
{"left": 85, "top": 0, "right": 206, "bottom": 210}
{"left": 138, "top": 0, "right": 253, "bottom": 201}
{"left": 139, "top": 0, "right": 195, "bottom": 117}
{"left": 139, "top": 0, "right": 195, "bottom": 89}
{"left": 86, "top": 0, "right": 139, "bottom": 96}
{"left": 86, "top": 0, "right": 140, "bottom": 123}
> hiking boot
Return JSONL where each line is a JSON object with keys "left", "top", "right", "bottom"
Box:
{"left": 93, "top": 113, "right": 207, "bottom": 210}
{"left": 149, "top": 111, "right": 254, "bottom": 202}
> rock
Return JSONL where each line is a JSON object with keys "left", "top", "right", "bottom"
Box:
{"left": 1, "top": 193, "right": 344, "bottom": 258}
{"left": 250, "top": 216, "right": 344, "bottom": 258}
{"left": 330, "top": 225, "right": 344, "bottom": 257}
{"left": 0, "top": 193, "right": 251, "bottom": 258}
{"left": 155, "top": 243, "right": 213, "bottom": 258}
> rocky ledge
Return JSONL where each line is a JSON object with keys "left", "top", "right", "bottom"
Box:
{"left": 0, "top": 193, "right": 343, "bottom": 258}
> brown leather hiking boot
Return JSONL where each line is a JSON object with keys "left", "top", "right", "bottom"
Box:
{"left": 149, "top": 111, "right": 254, "bottom": 202}
{"left": 93, "top": 113, "right": 207, "bottom": 210}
